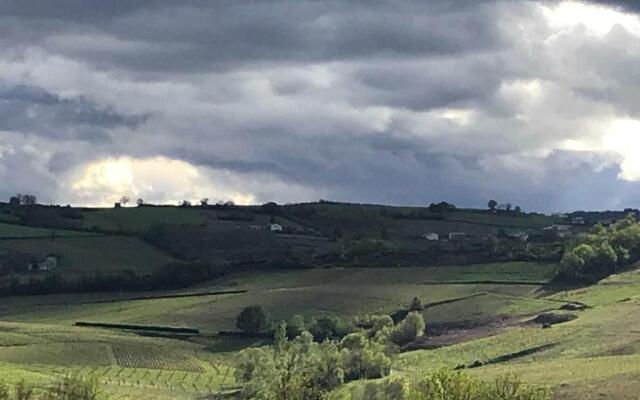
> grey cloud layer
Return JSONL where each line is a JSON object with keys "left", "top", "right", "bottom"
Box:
{"left": 0, "top": 0, "right": 639, "bottom": 211}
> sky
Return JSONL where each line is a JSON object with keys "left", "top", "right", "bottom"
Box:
{"left": 1, "top": 0, "right": 640, "bottom": 212}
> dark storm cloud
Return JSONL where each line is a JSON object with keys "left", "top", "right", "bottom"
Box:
{"left": 586, "top": 1, "right": 640, "bottom": 12}
{"left": 2, "top": 0, "right": 640, "bottom": 210}
{"left": 0, "top": 0, "right": 504, "bottom": 72}
{"left": 0, "top": 84, "right": 148, "bottom": 141}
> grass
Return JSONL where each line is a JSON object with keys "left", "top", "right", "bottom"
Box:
{"left": 0, "top": 222, "right": 94, "bottom": 239}
{"left": 0, "top": 236, "right": 174, "bottom": 276}
{"left": 0, "top": 321, "right": 238, "bottom": 399}
{"left": 1, "top": 262, "right": 560, "bottom": 331}
{"left": 79, "top": 207, "right": 206, "bottom": 233}
{"left": 447, "top": 211, "right": 561, "bottom": 229}
{"left": 9, "top": 260, "right": 640, "bottom": 399}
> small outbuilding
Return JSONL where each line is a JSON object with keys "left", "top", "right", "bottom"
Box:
{"left": 421, "top": 233, "right": 439, "bottom": 241}
{"left": 448, "top": 232, "right": 466, "bottom": 241}
{"left": 28, "top": 255, "right": 58, "bottom": 272}
{"left": 270, "top": 223, "right": 283, "bottom": 232}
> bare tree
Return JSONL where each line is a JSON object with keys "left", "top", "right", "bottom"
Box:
{"left": 120, "top": 196, "right": 130, "bottom": 206}
{"left": 136, "top": 198, "right": 144, "bottom": 207}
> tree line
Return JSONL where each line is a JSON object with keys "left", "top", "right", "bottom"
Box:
{"left": 559, "top": 213, "right": 640, "bottom": 282}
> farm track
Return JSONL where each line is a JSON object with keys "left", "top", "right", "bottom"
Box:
{"left": 422, "top": 280, "right": 548, "bottom": 285}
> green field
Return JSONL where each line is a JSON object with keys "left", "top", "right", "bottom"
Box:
{"left": 79, "top": 207, "right": 207, "bottom": 233}
{"left": 0, "top": 203, "right": 627, "bottom": 399}
{"left": 0, "top": 261, "right": 567, "bottom": 399}
{"left": 3, "top": 261, "right": 640, "bottom": 398}
{"left": 0, "top": 222, "right": 95, "bottom": 239}
{"left": 0, "top": 236, "right": 174, "bottom": 276}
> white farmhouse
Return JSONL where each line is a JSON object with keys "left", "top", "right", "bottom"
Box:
{"left": 28, "top": 255, "right": 58, "bottom": 272}
{"left": 512, "top": 231, "right": 529, "bottom": 242}
{"left": 421, "top": 233, "right": 439, "bottom": 241}
{"left": 270, "top": 223, "right": 283, "bottom": 232}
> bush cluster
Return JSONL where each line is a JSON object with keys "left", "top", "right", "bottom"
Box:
{"left": 358, "top": 370, "right": 549, "bottom": 400}
{"left": 560, "top": 213, "right": 640, "bottom": 282}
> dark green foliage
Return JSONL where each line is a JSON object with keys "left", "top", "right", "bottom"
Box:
{"left": 339, "top": 332, "right": 391, "bottom": 381}
{"left": 560, "top": 213, "right": 640, "bottom": 282}
{"left": 308, "top": 316, "right": 355, "bottom": 341}
{"left": 236, "top": 305, "right": 270, "bottom": 334}
{"left": 387, "top": 312, "right": 425, "bottom": 347}
{"left": 409, "top": 297, "right": 423, "bottom": 311}
{"left": 260, "top": 202, "right": 281, "bottom": 215}
{"left": 236, "top": 327, "right": 344, "bottom": 400}
{"left": 428, "top": 201, "right": 456, "bottom": 213}
{"left": 0, "top": 260, "right": 224, "bottom": 295}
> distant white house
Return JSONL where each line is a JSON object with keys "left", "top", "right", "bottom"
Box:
{"left": 543, "top": 224, "right": 572, "bottom": 238}
{"left": 28, "top": 255, "right": 58, "bottom": 272}
{"left": 448, "top": 232, "right": 466, "bottom": 241}
{"left": 270, "top": 223, "right": 283, "bottom": 232}
{"left": 511, "top": 231, "right": 529, "bottom": 242}
{"left": 421, "top": 233, "right": 439, "bottom": 241}
{"left": 544, "top": 224, "right": 571, "bottom": 231}
{"left": 571, "top": 216, "right": 586, "bottom": 225}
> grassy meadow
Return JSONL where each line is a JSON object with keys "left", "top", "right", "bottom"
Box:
{"left": 0, "top": 260, "right": 567, "bottom": 399}
{"left": 2, "top": 261, "right": 640, "bottom": 398}
{"left": 0, "top": 202, "right": 636, "bottom": 399}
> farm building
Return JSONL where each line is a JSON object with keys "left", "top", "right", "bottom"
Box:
{"left": 571, "top": 216, "right": 586, "bottom": 225}
{"left": 28, "top": 255, "right": 58, "bottom": 272}
{"left": 270, "top": 223, "right": 283, "bottom": 232}
{"left": 421, "top": 233, "right": 439, "bottom": 241}
{"left": 448, "top": 232, "right": 466, "bottom": 241}
{"left": 511, "top": 231, "right": 529, "bottom": 242}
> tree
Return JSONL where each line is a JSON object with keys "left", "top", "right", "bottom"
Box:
{"left": 339, "top": 332, "right": 391, "bottom": 381}
{"left": 120, "top": 196, "right": 130, "bottom": 206}
{"left": 200, "top": 198, "right": 209, "bottom": 207}
{"left": 136, "top": 198, "right": 144, "bottom": 207}
{"left": 488, "top": 200, "right": 498, "bottom": 211}
{"left": 19, "top": 194, "right": 37, "bottom": 205}
{"left": 261, "top": 202, "right": 281, "bottom": 215}
{"left": 180, "top": 200, "right": 192, "bottom": 207}
{"left": 236, "top": 305, "right": 269, "bottom": 334}
{"left": 505, "top": 203, "right": 512, "bottom": 211}
{"left": 236, "top": 328, "right": 344, "bottom": 400}
{"left": 409, "top": 297, "right": 423, "bottom": 311}
{"left": 388, "top": 312, "right": 425, "bottom": 346}
{"left": 514, "top": 205, "right": 522, "bottom": 213}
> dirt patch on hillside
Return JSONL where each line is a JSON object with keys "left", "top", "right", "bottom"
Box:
{"left": 403, "top": 315, "right": 520, "bottom": 351}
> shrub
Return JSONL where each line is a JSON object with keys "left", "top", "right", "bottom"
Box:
{"left": 357, "top": 370, "right": 549, "bottom": 400}
{"left": 236, "top": 305, "right": 269, "bottom": 334}
{"left": 389, "top": 312, "right": 425, "bottom": 346}
{"left": 236, "top": 328, "right": 343, "bottom": 400}
{"left": 42, "top": 376, "right": 100, "bottom": 400}
{"left": 409, "top": 297, "right": 423, "bottom": 311}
